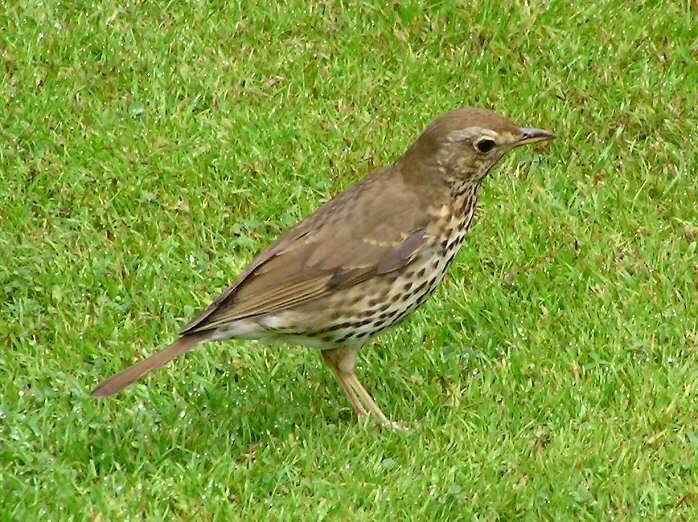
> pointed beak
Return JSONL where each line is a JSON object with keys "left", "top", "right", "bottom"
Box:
{"left": 516, "top": 127, "right": 556, "bottom": 146}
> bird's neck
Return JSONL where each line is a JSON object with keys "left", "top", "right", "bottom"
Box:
{"left": 448, "top": 180, "right": 479, "bottom": 219}
{"left": 446, "top": 175, "right": 481, "bottom": 198}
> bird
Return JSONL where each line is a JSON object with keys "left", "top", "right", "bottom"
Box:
{"left": 90, "top": 108, "right": 555, "bottom": 428}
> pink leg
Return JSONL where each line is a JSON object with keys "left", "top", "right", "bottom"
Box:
{"left": 321, "top": 347, "right": 401, "bottom": 428}
{"left": 322, "top": 350, "right": 366, "bottom": 419}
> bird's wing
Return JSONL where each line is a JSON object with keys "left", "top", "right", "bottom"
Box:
{"left": 181, "top": 167, "right": 433, "bottom": 333}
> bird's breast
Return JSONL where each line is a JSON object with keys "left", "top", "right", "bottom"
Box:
{"left": 250, "top": 187, "right": 481, "bottom": 349}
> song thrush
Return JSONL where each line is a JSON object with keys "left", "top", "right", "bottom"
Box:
{"left": 91, "top": 108, "right": 554, "bottom": 427}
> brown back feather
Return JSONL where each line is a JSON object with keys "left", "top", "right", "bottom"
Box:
{"left": 181, "top": 165, "right": 438, "bottom": 333}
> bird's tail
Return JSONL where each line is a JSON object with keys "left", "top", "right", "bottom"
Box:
{"left": 90, "top": 332, "right": 210, "bottom": 397}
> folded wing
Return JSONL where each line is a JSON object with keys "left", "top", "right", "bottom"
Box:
{"left": 181, "top": 167, "right": 433, "bottom": 333}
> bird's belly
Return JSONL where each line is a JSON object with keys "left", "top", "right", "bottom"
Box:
{"left": 275, "top": 244, "right": 465, "bottom": 348}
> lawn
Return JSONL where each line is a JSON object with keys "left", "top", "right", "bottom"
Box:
{"left": 2, "top": 0, "right": 697, "bottom": 519}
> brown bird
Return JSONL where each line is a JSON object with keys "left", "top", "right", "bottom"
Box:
{"left": 91, "top": 108, "right": 554, "bottom": 427}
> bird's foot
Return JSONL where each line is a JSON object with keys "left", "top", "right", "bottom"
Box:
{"left": 379, "top": 418, "right": 407, "bottom": 431}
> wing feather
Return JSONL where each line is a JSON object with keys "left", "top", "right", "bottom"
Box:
{"left": 181, "top": 167, "right": 436, "bottom": 334}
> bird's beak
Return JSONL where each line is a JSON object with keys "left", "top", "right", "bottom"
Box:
{"left": 516, "top": 127, "right": 556, "bottom": 146}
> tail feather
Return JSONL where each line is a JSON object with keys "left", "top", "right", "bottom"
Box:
{"left": 90, "top": 333, "right": 209, "bottom": 397}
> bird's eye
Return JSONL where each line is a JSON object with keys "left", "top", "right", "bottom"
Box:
{"left": 474, "top": 138, "right": 496, "bottom": 153}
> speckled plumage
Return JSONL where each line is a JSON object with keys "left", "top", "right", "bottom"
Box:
{"left": 91, "top": 108, "right": 554, "bottom": 427}
{"left": 264, "top": 184, "right": 480, "bottom": 349}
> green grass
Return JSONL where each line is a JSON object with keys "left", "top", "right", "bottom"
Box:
{"left": 2, "top": 0, "right": 697, "bottom": 519}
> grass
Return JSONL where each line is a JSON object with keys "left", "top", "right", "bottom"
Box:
{"left": 2, "top": 0, "right": 697, "bottom": 519}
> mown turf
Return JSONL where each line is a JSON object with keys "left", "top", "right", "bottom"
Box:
{"left": 2, "top": 0, "right": 697, "bottom": 519}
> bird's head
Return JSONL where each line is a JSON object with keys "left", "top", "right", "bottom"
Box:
{"left": 399, "top": 108, "right": 555, "bottom": 191}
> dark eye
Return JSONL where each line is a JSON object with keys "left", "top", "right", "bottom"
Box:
{"left": 474, "top": 138, "right": 496, "bottom": 153}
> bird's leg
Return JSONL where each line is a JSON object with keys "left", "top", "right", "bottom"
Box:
{"left": 321, "top": 349, "right": 366, "bottom": 419}
{"left": 344, "top": 373, "right": 400, "bottom": 429}
{"left": 322, "top": 346, "right": 401, "bottom": 429}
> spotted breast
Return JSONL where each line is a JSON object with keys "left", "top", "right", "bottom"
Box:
{"left": 271, "top": 183, "right": 480, "bottom": 349}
